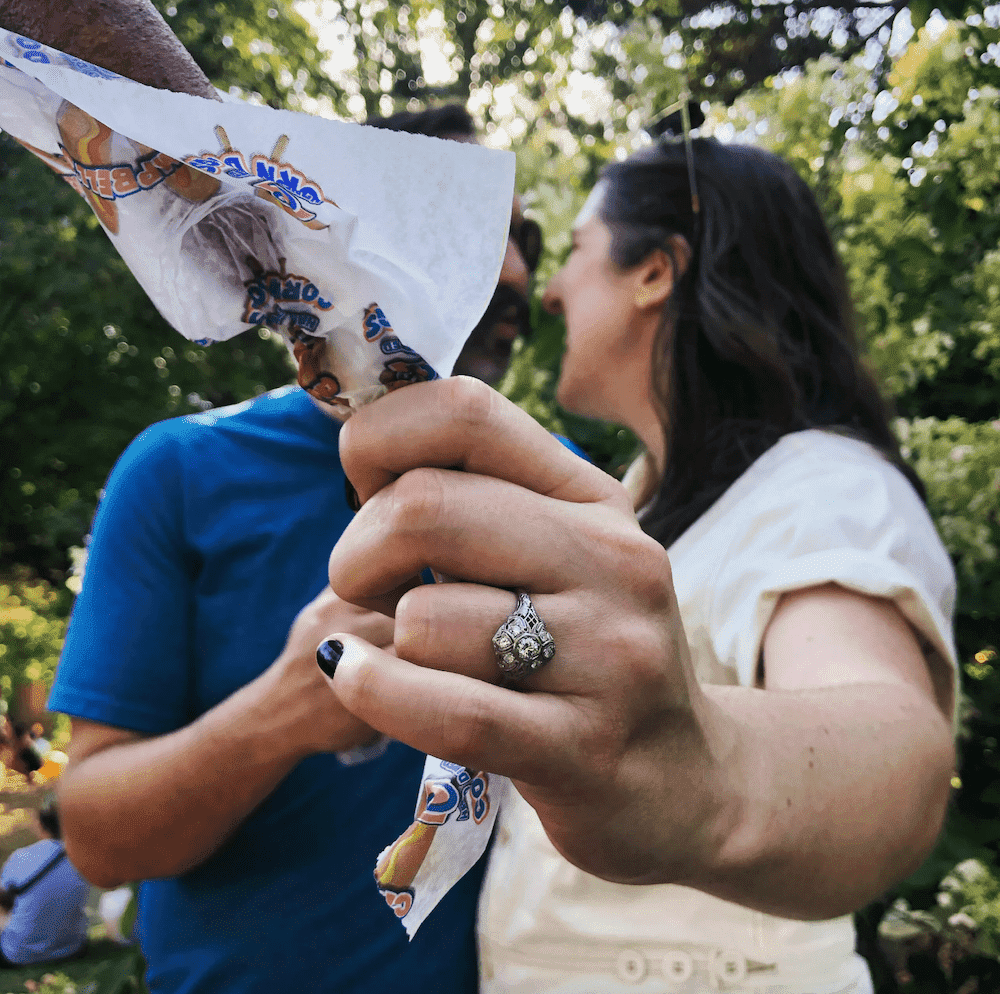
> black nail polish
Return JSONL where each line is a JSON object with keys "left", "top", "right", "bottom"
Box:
{"left": 344, "top": 479, "right": 361, "bottom": 512}
{"left": 316, "top": 639, "right": 344, "bottom": 678}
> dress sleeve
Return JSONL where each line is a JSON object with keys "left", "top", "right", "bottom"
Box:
{"left": 48, "top": 423, "right": 196, "bottom": 735}
{"left": 708, "top": 436, "right": 958, "bottom": 694}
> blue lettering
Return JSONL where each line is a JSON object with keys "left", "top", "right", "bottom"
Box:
{"left": 187, "top": 156, "right": 222, "bottom": 175}
{"left": 286, "top": 310, "right": 319, "bottom": 333}
{"left": 380, "top": 336, "right": 417, "bottom": 357}
{"left": 222, "top": 154, "right": 250, "bottom": 179}
{"left": 423, "top": 781, "right": 460, "bottom": 819}
{"left": 254, "top": 160, "right": 276, "bottom": 183}
{"left": 247, "top": 282, "right": 268, "bottom": 309}
{"left": 276, "top": 169, "right": 322, "bottom": 205}
{"left": 62, "top": 53, "right": 118, "bottom": 78}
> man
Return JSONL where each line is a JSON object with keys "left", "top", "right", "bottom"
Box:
{"left": 16, "top": 4, "right": 540, "bottom": 990}
{"left": 48, "top": 115, "right": 536, "bottom": 993}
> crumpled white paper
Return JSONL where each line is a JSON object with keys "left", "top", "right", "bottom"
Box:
{"left": 374, "top": 756, "right": 508, "bottom": 937}
{"left": 0, "top": 27, "right": 515, "bottom": 415}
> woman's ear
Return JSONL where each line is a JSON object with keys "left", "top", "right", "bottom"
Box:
{"left": 634, "top": 250, "right": 674, "bottom": 311}
{"left": 633, "top": 236, "right": 691, "bottom": 311}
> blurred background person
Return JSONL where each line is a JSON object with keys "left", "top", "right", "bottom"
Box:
{"left": 0, "top": 797, "right": 89, "bottom": 968}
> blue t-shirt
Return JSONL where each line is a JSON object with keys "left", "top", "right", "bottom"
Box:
{"left": 1, "top": 840, "right": 89, "bottom": 965}
{"left": 49, "top": 386, "right": 484, "bottom": 994}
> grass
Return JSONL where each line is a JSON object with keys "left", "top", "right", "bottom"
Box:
{"left": 0, "top": 940, "right": 141, "bottom": 994}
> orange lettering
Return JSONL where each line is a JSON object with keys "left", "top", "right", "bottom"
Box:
{"left": 94, "top": 169, "right": 114, "bottom": 200}
{"left": 110, "top": 166, "right": 139, "bottom": 196}
{"left": 136, "top": 159, "right": 161, "bottom": 188}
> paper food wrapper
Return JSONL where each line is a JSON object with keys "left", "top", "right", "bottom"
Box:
{"left": 0, "top": 28, "right": 515, "bottom": 415}
{"left": 375, "top": 756, "right": 508, "bottom": 937}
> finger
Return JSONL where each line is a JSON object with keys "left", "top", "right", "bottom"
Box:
{"left": 328, "top": 634, "right": 580, "bottom": 782}
{"left": 328, "top": 468, "right": 643, "bottom": 608}
{"left": 394, "top": 583, "right": 586, "bottom": 694}
{"left": 340, "top": 377, "right": 626, "bottom": 509}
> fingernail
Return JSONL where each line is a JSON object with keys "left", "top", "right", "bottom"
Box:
{"left": 344, "top": 479, "right": 361, "bottom": 512}
{"left": 316, "top": 639, "right": 344, "bottom": 678}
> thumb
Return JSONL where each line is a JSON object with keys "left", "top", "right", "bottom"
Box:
{"left": 322, "top": 634, "right": 570, "bottom": 781}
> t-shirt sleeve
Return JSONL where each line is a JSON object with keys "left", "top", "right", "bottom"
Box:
{"left": 708, "top": 439, "right": 958, "bottom": 694}
{"left": 48, "top": 424, "right": 196, "bottom": 735}
{"left": 1, "top": 853, "right": 16, "bottom": 888}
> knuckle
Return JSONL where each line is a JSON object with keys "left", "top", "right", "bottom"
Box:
{"left": 600, "top": 475, "right": 636, "bottom": 513}
{"left": 439, "top": 688, "right": 497, "bottom": 762}
{"left": 337, "top": 412, "right": 363, "bottom": 482}
{"left": 604, "top": 527, "right": 675, "bottom": 613}
{"left": 384, "top": 467, "right": 449, "bottom": 538}
{"left": 393, "top": 586, "right": 434, "bottom": 658}
{"left": 439, "top": 375, "right": 496, "bottom": 436}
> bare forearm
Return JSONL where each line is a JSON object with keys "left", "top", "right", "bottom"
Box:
{"left": 0, "top": 0, "right": 219, "bottom": 98}
{"left": 688, "top": 682, "right": 955, "bottom": 920}
{"left": 59, "top": 666, "right": 314, "bottom": 887}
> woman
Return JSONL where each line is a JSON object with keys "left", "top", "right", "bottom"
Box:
{"left": 322, "top": 140, "right": 957, "bottom": 994}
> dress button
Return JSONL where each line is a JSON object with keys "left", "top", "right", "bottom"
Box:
{"left": 663, "top": 950, "right": 693, "bottom": 983}
{"left": 614, "top": 948, "right": 648, "bottom": 983}
{"left": 711, "top": 949, "right": 747, "bottom": 985}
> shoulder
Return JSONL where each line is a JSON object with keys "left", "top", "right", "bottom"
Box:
{"left": 718, "top": 429, "right": 933, "bottom": 538}
{"left": 108, "top": 386, "right": 325, "bottom": 487}
{"left": 2, "top": 840, "right": 50, "bottom": 882}
{"left": 687, "top": 430, "right": 956, "bottom": 684}
{"left": 126, "top": 385, "right": 311, "bottom": 451}
{"left": 710, "top": 429, "right": 950, "bottom": 583}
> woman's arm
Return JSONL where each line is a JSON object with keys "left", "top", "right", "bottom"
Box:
{"left": 689, "top": 584, "right": 953, "bottom": 919}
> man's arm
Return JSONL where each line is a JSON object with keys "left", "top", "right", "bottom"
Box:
{"left": 58, "top": 589, "right": 389, "bottom": 888}
{"left": 0, "top": 0, "right": 219, "bottom": 99}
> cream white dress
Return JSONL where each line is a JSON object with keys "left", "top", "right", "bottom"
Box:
{"left": 478, "top": 430, "right": 958, "bottom": 994}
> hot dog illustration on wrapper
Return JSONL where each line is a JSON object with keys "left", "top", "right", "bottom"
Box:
{"left": 375, "top": 760, "right": 503, "bottom": 935}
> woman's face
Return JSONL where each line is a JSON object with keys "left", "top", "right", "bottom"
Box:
{"left": 542, "top": 189, "right": 659, "bottom": 430}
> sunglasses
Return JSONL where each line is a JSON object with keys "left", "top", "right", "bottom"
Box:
{"left": 648, "top": 91, "right": 702, "bottom": 237}
{"left": 510, "top": 216, "right": 543, "bottom": 274}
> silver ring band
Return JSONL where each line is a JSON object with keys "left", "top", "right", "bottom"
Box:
{"left": 492, "top": 591, "right": 555, "bottom": 680}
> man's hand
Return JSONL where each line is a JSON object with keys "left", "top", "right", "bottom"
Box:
{"left": 271, "top": 587, "right": 390, "bottom": 754}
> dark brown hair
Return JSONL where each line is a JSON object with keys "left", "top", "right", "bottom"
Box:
{"left": 599, "top": 138, "right": 924, "bottom": 547}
